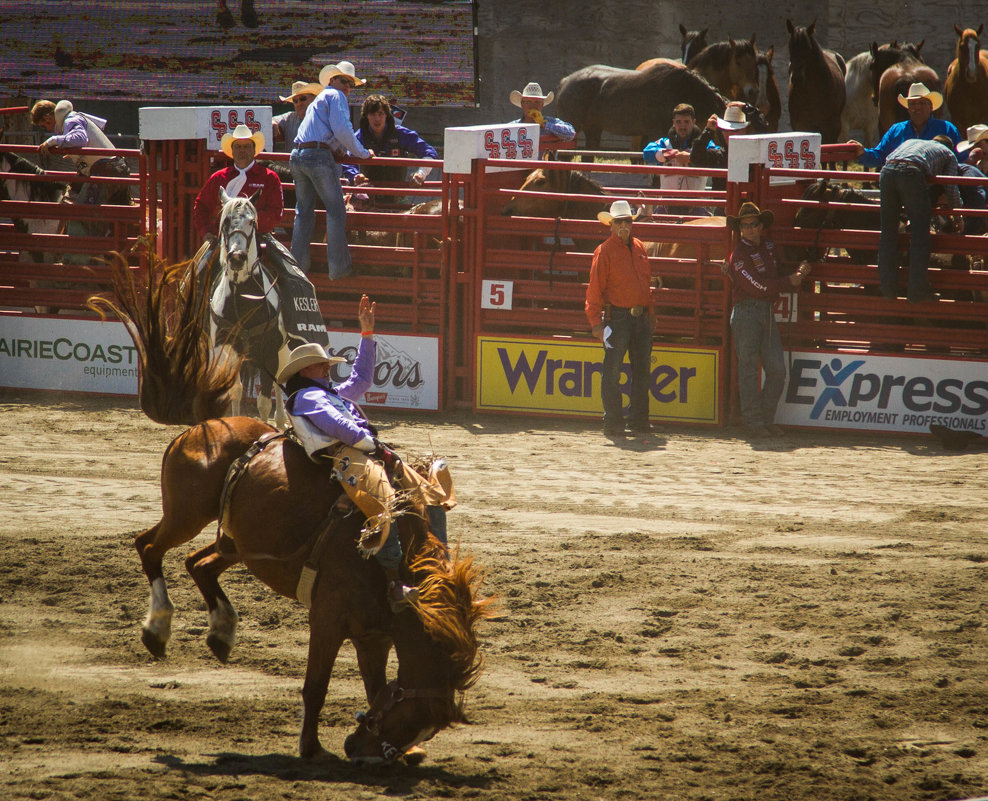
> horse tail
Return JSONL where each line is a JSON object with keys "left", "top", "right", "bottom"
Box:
{"left": 87, "top": 251, "right": 240, "bottom": 425}
{"left": 409, "top": 544, "right": 494, "bottom": 694}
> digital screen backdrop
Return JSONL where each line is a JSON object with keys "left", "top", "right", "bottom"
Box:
{"left": 0, "top": 1, "right": 476, "bottom": 107}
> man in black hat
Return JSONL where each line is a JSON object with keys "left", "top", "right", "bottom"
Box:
{"left": 726, "top": 202, "right": 811, "bottom": 439}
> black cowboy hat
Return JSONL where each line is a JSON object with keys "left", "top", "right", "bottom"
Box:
{"left": 727, "top": 201, "right": 774, "bottom": 232}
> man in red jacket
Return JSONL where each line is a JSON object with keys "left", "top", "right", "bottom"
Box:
{"left": 193, "top": 124, "right": 283, "bottom": 241}
{"left": 726, "top": 202, "right": 811, "bottom": 439}
{"left": 585, "top": 200, "right": 658, "bottom": 437}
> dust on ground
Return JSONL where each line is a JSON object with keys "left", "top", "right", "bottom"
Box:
{"left": 1, "top": 390, "right": 987, "bottom": 800}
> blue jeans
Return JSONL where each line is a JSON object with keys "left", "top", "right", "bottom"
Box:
{"left": 959, "top": 163, "right": 987, "bottom": 235}
{"left": 878, "top": 162, "right": 932, "bottom": 296}
{"left": 731, "top": 298, "right": 786, "bottom": 428}
{"left": 289, "top": 147, "right": 352, "bottom": 278}
{"left": 601, "top": 307, "right": 653, "bottom": 429}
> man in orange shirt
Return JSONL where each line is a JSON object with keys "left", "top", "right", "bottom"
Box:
{"left": 585, "top": 200, "right": 658, "bottom": 437}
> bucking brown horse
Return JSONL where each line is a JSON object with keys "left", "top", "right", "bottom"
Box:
{"left": 90, "top": 254, "right": 491, "bottom": 765}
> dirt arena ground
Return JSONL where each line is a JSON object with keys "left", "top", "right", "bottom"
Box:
{"left": 2, "top": 389, "right": 987, "bottom": 801}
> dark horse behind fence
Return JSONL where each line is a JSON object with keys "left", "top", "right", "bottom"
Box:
{"left": 89, "top": 254, "right": 492, "bottom": 765}
{"left": 0, "top": 148, "right": 70, "bottom": 262}
{"left": 556, "top": 61, "right": 768, "bottom": 150}
{"left": 870, "top": 39, "right": 939, "bottom": 136}
{"left": 786, "top": 19, "right": 847, "bottom": 144}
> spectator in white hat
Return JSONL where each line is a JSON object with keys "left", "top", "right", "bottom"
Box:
{"left": 509, "top": 81, "right": 575, "bottom": 154}
{"left": 290, "top": 60, "right": 373, "bottom": 278}
{"left": 585, "top": 200, "right": 659, "bottom": 437}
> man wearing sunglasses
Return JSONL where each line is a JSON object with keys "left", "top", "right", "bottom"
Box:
{"left": 290, "top": 60, "right": 373, "bottom": 279}
{"left": 272, "top": 80, "right": 323, "bottom": 151}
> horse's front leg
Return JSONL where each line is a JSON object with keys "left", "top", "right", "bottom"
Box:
{"left": 185, "top": 537, "right": 241, "bottom": 663}
{"left": 299, "top": 606, "right": 346, "bottom": 760}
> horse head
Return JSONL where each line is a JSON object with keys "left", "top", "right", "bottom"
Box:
{"left": 727, "top": 36, "right": 759, "bottom": 104}
{"left": 217, "top": 187, "right": 261, "bottom": 285}
{"left": 679, "top": 24, "right": 709, "bottom": 65}
{"left": 344, "top": 536, "right": 490, "bottom": 764}
{"left": 870, "top": 40, "right": 925, "bottom": 100}
{"left": 755, "top": 46, "right": 776, "bottom": 111}
{"left": 786, "top": 20, "right": 820, "bottom": 82}
{"left": 954, "top": 24, "right": 985, "bottom": 82}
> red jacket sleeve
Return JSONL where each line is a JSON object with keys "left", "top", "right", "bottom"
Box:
{"left": 193, "top": 171, "right": 224, "bottom": 239}
{"left": 255, "top": 168, "right": 285, "bottom": 235}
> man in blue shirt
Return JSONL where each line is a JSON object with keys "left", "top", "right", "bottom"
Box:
{"left": 846, "top": 82, "right": 961, "bottom": 167}
{"left": 290, "top": 60, "right": 373, "bottom": 278}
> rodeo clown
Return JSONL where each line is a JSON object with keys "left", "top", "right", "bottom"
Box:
{"left": 276, "top": 294, "right": 455, "bottom": 612}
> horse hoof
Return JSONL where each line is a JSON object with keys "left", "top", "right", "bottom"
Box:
{"left": 141, "top": 627, "right": 167, "bottom": 659}
{"left": 403, "top": 745, "right": 427, "bottom": 766}
{"left": 206, "top": 632, "right": 232, "bottom": 663}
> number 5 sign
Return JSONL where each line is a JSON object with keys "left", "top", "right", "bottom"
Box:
{"left": 481, "top": 280, "right": 513, "bottom": 310}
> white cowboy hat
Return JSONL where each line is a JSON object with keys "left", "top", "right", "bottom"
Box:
{"left": 897, "top": 82, "right": 944, "bottom": 111}
{"left": 597, "top": 199, "right": 641, "bottom": 225}
{"left": 220, "top": 123, "right": 266, "bottom": 159}
{"left": 279, "top": 80, "right": 324, "bottom": 102}
{"left": 319, "top": 60, "right": 366, "bottom": 88}
{"left": 509, "top": 82, "right": 554, "bottom": 108}
{"left": 276, "top": 342, "right": 347, "bottom": 383}
{"left": 958, "top": 123, "right": 988, "bottom": 152}
{"left": 53, "top": 99, "right": 73, "bottom": 127}
{"left": 716, "top": 104, "right": 749, "bottom": 130}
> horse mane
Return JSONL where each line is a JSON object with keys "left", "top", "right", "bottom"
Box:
{"left": 410, "top": 544, "right": 494, "bottom": 695}
{"left": 87, "top": 251, "right": 240, "bottom": 425}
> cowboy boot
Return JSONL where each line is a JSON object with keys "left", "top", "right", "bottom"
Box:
{"left": 384, "top": 567, "right": 419, "bottom": 612}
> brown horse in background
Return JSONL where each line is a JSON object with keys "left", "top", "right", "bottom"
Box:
{"left": 871, "top": 40, "right": 940, "bottom": 135}
{"left": 90, "top": 256, "right": 490, "bottom": 764}
{"left": 786, "top": 19, "right": 847, "bottom": 143}
{"left": 500, "top": 167, "right": 606, "bottom": 219}
{"left": 637, "top": 36, "right": 759, "bottom": 104}
{"left": 945, "top": 24, "right": 988, "bottom": 136}
{"left": 755, "top": 46, "right": 782, "bottom": 132}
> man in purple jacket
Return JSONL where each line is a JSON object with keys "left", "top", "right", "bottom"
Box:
{"left": 277, "top": 295, "right": 441, "bottom": 611}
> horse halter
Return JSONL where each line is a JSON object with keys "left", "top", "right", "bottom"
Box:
{"left": 220, "top": 205, "right": 260, "bottom": 282}
{"left": 354, "top": 679, "right": 451, "bottom": 762}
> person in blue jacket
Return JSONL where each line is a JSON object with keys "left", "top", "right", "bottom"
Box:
{"left": 845, "top": 82, "right": 962, "bottom": 167}
{"left": 343, "top": 95, "right": 438, "bottom": 198}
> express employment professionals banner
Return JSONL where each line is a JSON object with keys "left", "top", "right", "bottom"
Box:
{"left": 476, "top": 335, "right": 720, "bottom": 423}
{"left": 778, "top": 350, "right": 988, "bottom": 434}
{"left": 326, "top": 331, "right": 439, "bottom": 411}
{"left": 0, "top": 316, "right": 138, "bottom": 395}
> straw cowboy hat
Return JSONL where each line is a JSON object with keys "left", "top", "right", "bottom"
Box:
{"left": 220, "top": 123, "right": 266, "bottom": 158}
{"left": 53, "top": 99, "right": 74, "bottom": 127}
{"left": 957, "top": 123, "right": 988, "bottom": 153}
{"left": 276, "top": 342, "right": 347, "bottom": 383}
{"left": 319, "top": 60, "right": 365, "bottom": 88}
{"left": 510, "top": 82, "right": 554, "bottom": 107}
{"left": 727, "top": 201, "right": 774, "bottom": 232}
{"left": 897, "top": 82, "right": 943, "bottom": 111}
{"left": 279, "top": 80, "right": 324, "bottom": 102}
{"left": 716, "top": 103, "right": 749, "bottom": 130}
{"left": 597, "top": 199, "right": 641, "bottom": 225}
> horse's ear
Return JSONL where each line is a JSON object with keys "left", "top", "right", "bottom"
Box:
{"left": 729, "top": 37, "right": 737, "bottom": 50}
{"left": 766, "top": 45, "right": 774, "bottom": 60}
{"left": 679, "top": 22, "right": 687, "bottom": 36}
{"left": 786, "top": 19, "right": 795, "bottom": 35}
{"left": 219, "top": 185, "right": 230, "bottom": 205}
{"left": 807, "top": 20, "right": 816, "bottom": 37}
{"left": 870, "top": 41, "right": 879, "bottom": 57}
{"left": 915, "top": 39, "right": 924, "bottom": 55}
{"left": 248, "top": 189, "right": 261, "bottom": 206}
{"left": 749, "top": 34, "right": 756, "bottom": 47}
{"left": 955, "top": 23, "right": 964, "bottom": 37}
{"left": 979, "top": 23, "right": 985, "bottom": 37}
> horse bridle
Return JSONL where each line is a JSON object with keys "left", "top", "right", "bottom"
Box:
{"left": 220, "top": 210, "right": 261, "bottom": 278}
{"left": 354, "top": 679, "right": 452, "bottom": 762}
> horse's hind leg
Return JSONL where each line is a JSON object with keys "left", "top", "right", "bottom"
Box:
{"left": 185, "top": 536, "right": 242, "bottom": 663}
{"left": 135, "top": 522, "right": 178, "bottom": 658}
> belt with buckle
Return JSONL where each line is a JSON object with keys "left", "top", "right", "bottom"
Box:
{"left": 297, "top": 141, "right": 333, "bottom": 151}
{"left": 629, "top": 305, "right": 645, "bottom": 317}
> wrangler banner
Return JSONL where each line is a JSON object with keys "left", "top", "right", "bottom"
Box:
{"left": 476, "top": 336, "right": 720, "bottom": 423}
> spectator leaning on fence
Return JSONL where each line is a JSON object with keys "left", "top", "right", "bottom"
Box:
{"left": 272, "top": 80, "right": 323, "bottom": 152}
